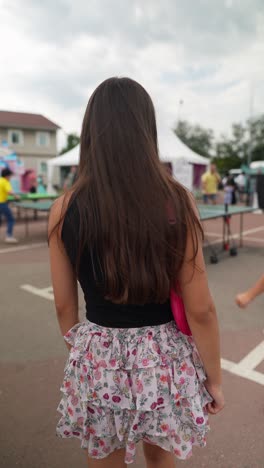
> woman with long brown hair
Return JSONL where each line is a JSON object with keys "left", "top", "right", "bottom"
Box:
{"left": 49, "top": 77, "right": 224, "bottom": 467}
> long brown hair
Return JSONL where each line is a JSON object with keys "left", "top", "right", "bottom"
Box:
{"left": 58, "top": 77, "right": 202, "bottom": 304}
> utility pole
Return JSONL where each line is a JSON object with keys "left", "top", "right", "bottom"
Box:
{"left": 246, "top": 82, "right": 254, "bottom": 205}
{"left": 178, "top": 99, "right": 184, "bottom": 123}
{"left": 247, "top": 83, "right": 254, "bottom": 167}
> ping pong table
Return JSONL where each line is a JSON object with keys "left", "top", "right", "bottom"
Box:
{"left": 9, "top": 193, "right": 57, "bottom": 202}
{"left": 10, "top": 193, "right": 58, "bottom": 223}
{"left": 14, "top": 201, "right": 52, "bottom": 211}
{"left": 14, "top": 201, "right": 255, "bottom": 258}
{"left": 199, "top": 204, "right": 254, "bottom": 221}
{"left": 198, "top": 204, "right": 256, "bottom": 262}
{"left": 13, "top": 201, "right": 53, "bottom": 237}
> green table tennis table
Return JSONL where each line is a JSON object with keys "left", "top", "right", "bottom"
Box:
{"left": 13, "top": 200, "right": 53, "bottom": 237}
{"left": 10, "top": 193, "right": 57, "bottom": 224}
{"left": 198, "top": 204, "right": 254, "bottom": 221}
{"left": 9, "top": 193, "right": 57, "bottom": 202}
{"left": 198, "top": 204, "right": 256, "bottom": 262}
{"left": 14, "top": 201, "right": 53, "bottom": 211}
{"left": 14, "top": 201, "right": 255, "bottom": 258}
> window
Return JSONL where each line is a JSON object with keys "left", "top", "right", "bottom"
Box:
{"left": 36, "top": 131, "right": 50, "bottom": 147}
{"left": 8, "top": 129, "right": 24, "bottom": 146}
{"left": 40, "top": 161, "right": 47, "bottom": 173}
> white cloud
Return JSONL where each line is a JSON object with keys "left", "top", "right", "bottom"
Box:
{"left": 0, "top": 0, "right": 264, "bottom": 149}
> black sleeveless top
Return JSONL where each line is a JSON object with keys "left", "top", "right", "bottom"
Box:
{"left": 61, "top": 200, "right": 173, "bottom": 328}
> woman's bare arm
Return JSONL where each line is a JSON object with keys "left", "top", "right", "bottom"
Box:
{"left": 48, "top": 196, "right": 79, "bottom": 348}
{"left": 179, "top": 227, "right": 221, "bottom": 387}
{"left": 178, "top": 202, "right": 224, "bottom": 414}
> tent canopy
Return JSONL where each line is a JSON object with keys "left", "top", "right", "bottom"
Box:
{"left": 158, "top": 128, "right": 209, "bottom": 165}
{"left": 47, "top": 130, "right": 208, "bottom": 191}
{"left": 250, "top": 161, "right": 264, "bottom": 169}
{"left": 48, "top": 145, "right": 80, "bottom": 167}
{"left": 48, "top": 132, "right": 208, "bottom": 169}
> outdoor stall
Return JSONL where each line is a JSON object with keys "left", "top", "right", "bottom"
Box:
{"left": 47, "top": 130, "right": 209, "bottom": 193}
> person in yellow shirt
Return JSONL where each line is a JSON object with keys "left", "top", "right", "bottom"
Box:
{"left": 0, "top": 168, "right": 19, "bottom": 243}
{"left": 201, "top": 163, "right": 221, "bottom": 204}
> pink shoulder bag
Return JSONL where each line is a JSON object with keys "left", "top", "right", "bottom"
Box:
{"left": 170, "top": 286, "right": 192, "bottom": 336}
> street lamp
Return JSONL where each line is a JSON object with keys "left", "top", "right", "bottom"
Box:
{"left": 246, "top": 82, "right": 254, "bottom": 205}
{"left": 178, "top": 100, "right": 184, "bottom": 122}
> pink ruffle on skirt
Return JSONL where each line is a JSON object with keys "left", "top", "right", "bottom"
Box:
{"left": 56, "top": 320, "right": 212, "bottom": 464}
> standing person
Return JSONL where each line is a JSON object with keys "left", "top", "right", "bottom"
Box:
{"left": 222, "top": 171, "right": 229, "bottom": 188}
{"left": 29, "top": 173, "right": 37, "bottom": 194}
{"left": 225, "top": 175, "right": 237, "bottom": 205}
{"left": 63, "top": 166, "right": 77, "bottom": 191}
{"left": 0, "top": 168, "right": 19, "bottom": 243}
{"left": 223, "top": 175, "right": 234, "bottom": 207}
{"left": 37, "top": 175, "right": 47, "bottom": 194}
{"left": 201, "top": 163, "right": 221, "bottom": 204}
{"left": 230, "top": 176, "right": 237, "bottom": 205}
{"left": 49, "top": 77, "right": 224, "bottom": 468}
{"left": 235, "top": 171, "right": 246, "bottom": 203}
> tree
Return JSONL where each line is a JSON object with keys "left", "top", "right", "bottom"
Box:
{"left": 173, "top": 115, "right": 264, "bottom": 174}
{"left": 213, "top": 140, "right": 241, "bottom": 173}
{"left": 247, "top": 115, "right": 264, "bottom": 162}
{"left": 173, "top": 120, "right": 214, "bottom": 157}
{"left": 60, "top": 133, "right": 80, "bottom": 155}
{"left": 213, "top": 123, "right": 247, "bottom": 173}
{"left": 213, "top": 116, "right": 264, "bottom": 172}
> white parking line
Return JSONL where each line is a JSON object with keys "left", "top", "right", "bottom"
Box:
{"left": 236, "top": 341, "right": 264, "bottom": 370}
{"left": 205, "top": 232, "right": 222, "bottom": 238}
{"left": 243, "top": 236, "right": 264, "bottom": 243}
{"left": 0, "top": 242, "right": 46, "bottom": 254}
{"left": 19, "top": 283, "right": 264, "bottom": 386}
{"left": 206, "top": 239, "right": 223, "bottom": 246}
{"left": 205, "top": 226, "right": 264, "bottom": 239}
{"left": 206, "top": 236, "right": 264, "bottom": 247}
{"left": 221, "top": 358, "right": 264, "bottom": 386}
{"left": 20, "top": 284, "right": 54, "bottom": 300}
{"left": 243, "top": 226, "right": 264, "bottom": 236}
{"left": 205, "top": 225, "right": 264, "bottom": 247}
{"left": 221, "top": 340, "right": 264, "bottom": 386}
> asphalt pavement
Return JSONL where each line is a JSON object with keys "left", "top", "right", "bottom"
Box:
{"left": 0, "top": 238, "right": 264, "bottom": 468}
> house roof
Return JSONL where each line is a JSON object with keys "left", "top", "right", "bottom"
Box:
{"left": 0, "top": 111, "right": 60, "bottom": 130}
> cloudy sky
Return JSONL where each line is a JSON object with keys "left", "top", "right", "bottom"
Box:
{"left": 1, "top": 0, "right": 264, "bottom": 148}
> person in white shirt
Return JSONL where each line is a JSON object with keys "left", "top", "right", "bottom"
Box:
{"left": 235, "top": 172, "right": 246, "bottom": 202}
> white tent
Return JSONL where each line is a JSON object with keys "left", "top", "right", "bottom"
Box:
{"left": 48, "top": 144, "right": 80, "bottom": 168}
{"left": 158, "top": 128, "right": 209, "bottom": 190}
{"left": 47, "top": 130, "right": 208, "bottom": 192}
{"left": 158, "top": 129, "right": 209, "bottom": 165}
{"left": 250, "top": 161, "right": 264, "bottom": 169}
{"left": 47, "top": 145, "right": 80, "bottom": 192}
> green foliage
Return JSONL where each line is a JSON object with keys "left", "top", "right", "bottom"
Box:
{"left": 212, "top": 154, "right": 241, "bottom": 174}
{"left": 173, "top": 115, "right": 264, "bottom": 173}
{"left": 247, "top": 115, "right": 264, "bottom": 162}
{"left": 60, "top": 133, "right": 80, "bottom": 155}
{"left": 174, "top": 120, "right": 213, "bottom": 157}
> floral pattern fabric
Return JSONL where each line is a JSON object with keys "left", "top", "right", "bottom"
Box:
{"left": 57, "top": 320, "right": 212, "bottom": 464}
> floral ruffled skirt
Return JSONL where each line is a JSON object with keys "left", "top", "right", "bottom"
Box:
{"left": 56, "top": 320, "right": 212, "bottom": 464}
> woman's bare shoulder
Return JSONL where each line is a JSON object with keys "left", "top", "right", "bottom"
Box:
{"left": 51, "top": 192, "right": 73, "bottom": 217}
{"left": 49, "top": 192, "right": 73, "bottom": 234}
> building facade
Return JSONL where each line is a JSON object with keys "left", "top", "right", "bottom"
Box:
{"left": 0, "top": 111, "right": 60, "bottom": 178}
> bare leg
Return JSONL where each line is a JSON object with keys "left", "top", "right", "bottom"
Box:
{"left": 86, "top": 448, "right": 127, "bottom": 468}
{"left": 143, "top": 442, "right": 176, "bottom": 468}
